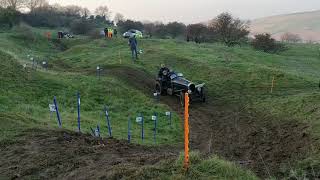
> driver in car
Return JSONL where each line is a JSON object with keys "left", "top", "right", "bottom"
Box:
{"left": 158, "top": 64, "right": 171, "bottom": 87}
{"left": 158, "top": 64, "right": 170, "bottom": 77}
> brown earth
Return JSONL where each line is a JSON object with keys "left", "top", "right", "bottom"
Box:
{"left": 0, "top": 129, "right": 177, "bottom": 180}
{"left": 105, "top": 65, "right": 316, "bottom": 177}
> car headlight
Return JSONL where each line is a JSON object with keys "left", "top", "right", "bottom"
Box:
{"left": 188, "top": 90, "right": 192, "bottom": 94}
{"left": 197, "top": 87, "right": 202, "bottom": 92}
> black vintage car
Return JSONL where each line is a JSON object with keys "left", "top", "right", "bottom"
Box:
{"left": 155, "top": 67, "right": 206, "bottom": 104}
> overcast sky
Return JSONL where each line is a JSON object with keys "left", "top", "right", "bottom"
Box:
{"left": 49, "top": 0, "right": 320, "bottom": 23}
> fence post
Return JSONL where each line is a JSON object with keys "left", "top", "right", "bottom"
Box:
{"left": 77, "top": 92, "right": 81, "bottom": 132}
{"left": 53, "top": 96, "right": 62, "bottom": 128}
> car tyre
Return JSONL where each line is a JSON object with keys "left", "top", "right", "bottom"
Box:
{"left": 155, "top": 82, "right": 164, "bottom": 95}
{"left": 180, "top": 91, "right": 185, "bottom": 107}
{"left": 201, "top": 89, "right": 206, "bottom": 102}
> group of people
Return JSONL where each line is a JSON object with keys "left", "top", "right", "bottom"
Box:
{"left": 104, "top": 27, "right": 117, "bottom": 38}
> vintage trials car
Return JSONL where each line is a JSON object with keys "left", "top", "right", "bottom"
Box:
{"left": 155, "top": 66, "right": 206, "bottom": 104}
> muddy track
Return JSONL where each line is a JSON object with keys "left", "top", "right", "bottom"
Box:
{"left": 0, "top": 129, "right": 177, "bottom": 180}
{"left": 104, "top": 65, "right": 315, "bottom": 178}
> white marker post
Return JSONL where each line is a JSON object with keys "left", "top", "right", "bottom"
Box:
{"left": 166, "top": 111, "right": 172, "bottom": 128}
{"left": 136, "top": 116, "right": 142, "bottom": 123}
{"left": 49, "top": 104, "right": 56, "bottom": 120}
{"left": 42, "top": 61, "right": 47, "bottom": 70}
{"left": 30, "top": 57, "right": 35, "bottom": 70}
{"left": 153, "top": 92, "right": 160, "bottom": 102}
{"left": 152, "top": 115, "right": 157, "bottom": 121}
{"left": 96, "top": 66, "right": 102, "bottom": 80}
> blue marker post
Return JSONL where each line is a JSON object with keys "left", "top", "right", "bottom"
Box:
{"left": 128, "top": 117, "right": 131, "bottom": 143}
{"left": 77, "top": 92, "right": 81, "bottom": 132}
{"left": 141, "top": 113, "right": 144, "bottom": 142}
{"left": 153, "top": 112, "right": 158, "bottom": 144}
{"left": 53, "top": 96, "right": 62, "bottom": 128}
{"left": 97, "top": 124, "right": 101, "bottom": 137}
{"left": 105, "top": 106, "right": 112, "bottom": 137}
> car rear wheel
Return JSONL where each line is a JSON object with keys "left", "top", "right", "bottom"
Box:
{"left": 201, "top": 88, "right": 206, "bottom": 102}
{"left": 180, "top": 91, "right": 185, "bottom": 107}
{"left": 155, "top": 82, "right": 163, "bottom": 95}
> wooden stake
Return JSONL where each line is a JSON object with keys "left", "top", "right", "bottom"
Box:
{"left": 270, "top": 76, "right": 275, "bottom": 93}
{"left": 184, "top": 93, "right": 190, "bottom": 170}
{"left": 119, "top": 51, "right": 122, "bottom": 64}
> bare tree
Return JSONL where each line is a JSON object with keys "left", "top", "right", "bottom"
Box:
{"left": 143, "top": 22, "right": 156, "bottom": 37}
{"left": 25, "top": 0, "right": 48, "bottom": 11}
{"left": 281, "top": 32, "right": 302, "bottom": 43}
{"left": 64, "top": 5, "right": 82, "bottom": 17}
{"left": 213, "top": 12, "right": 249, "bottom": 46}
{"left": 0, "top": 0, "right": 25, "bottom": 9}
{"left": 114, "top": 13, "right": 124, "bottom": 25}
{"left": 80, "top": 7, "right": 90, "bottom": 18}
{"left": 95, "top": 5, "right": 111, "bottom": 20}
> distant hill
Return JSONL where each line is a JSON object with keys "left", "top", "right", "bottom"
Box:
{"left": 250, "top": 10, "right": 320, "bottom": 42}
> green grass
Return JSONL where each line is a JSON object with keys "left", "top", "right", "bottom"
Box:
{"left": 129, "top": 151, "right": 258, "bottom": 179}
{"left": 0, "top": 35, "right": 182, "bottom": 145}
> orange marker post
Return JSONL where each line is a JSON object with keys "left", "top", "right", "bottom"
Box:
{"left": 184, "top": 92, "right": 190, "bottom": 170}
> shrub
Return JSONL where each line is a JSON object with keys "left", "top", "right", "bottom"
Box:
{"left": 117, "top": 20, "right": 144, "bottom": 33}
{"left": 11, "top": 24, "right": 37, "bottom": 42}
{"left": 70, "top": 19, "right": 94, "bottom": 35}
{"left": 89, "top": 29, "right": 103, "bottom": 39}
{"left": 0, "top": 7, "right": 21, "bottom": 29}
{"left": 251, "top": 33, "right": 287, "bottom": 53}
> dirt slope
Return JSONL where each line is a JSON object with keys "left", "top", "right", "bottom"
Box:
{"left": 0, "top": 129, "right": 176, "bottom": 180}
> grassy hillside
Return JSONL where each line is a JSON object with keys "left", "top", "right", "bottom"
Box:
{"left": 250, "top": 10, "right": 320, "bottom": 41}
{"left": 0, "top": 31, "right": 183, "bottom": 145}
{"left": 1, "top": 26, "right": 320, "bottom": 179}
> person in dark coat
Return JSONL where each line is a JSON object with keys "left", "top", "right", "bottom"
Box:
{"left": 128, "top": 35, "right": 138, "bottom": 60}
{"left": 104, "top": 28, "right": 108, "bottom": 38}
{"left": 114, "top": 29, "right": 118, "bottom": 37}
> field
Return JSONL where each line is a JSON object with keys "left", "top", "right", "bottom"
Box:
{"left": 250, "top": 10, "right": 320, "bottom": 41}
{"left": 1, "top": 27, "right": 320, "bottom": 179}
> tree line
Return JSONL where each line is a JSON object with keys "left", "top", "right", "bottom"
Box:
{"left": 0, "top": 0, "right": 290, "bottom": 53}
{"left": 116, "top": 13, "right": 250, "bottom": 47}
